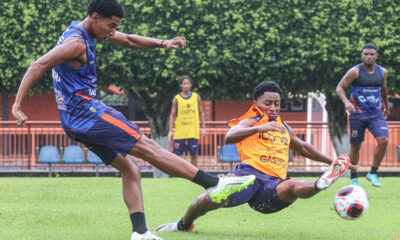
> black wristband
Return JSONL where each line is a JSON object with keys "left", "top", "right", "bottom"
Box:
{"left": 160, "top": 40, "right": 164, "bottom": 48}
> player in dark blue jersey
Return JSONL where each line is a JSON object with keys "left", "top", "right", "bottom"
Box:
{"left": 11, "top": 1, "right": 256, "bottom": 239}
{"left": 336, "top": 43, "right": 389, "bottom": 187}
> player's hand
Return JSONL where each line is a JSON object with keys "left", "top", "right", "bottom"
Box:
{"left": 11, "top": 104, "right": 28, "bottom": 127}
{"left": 168, "top": 130, "right": 174, "bottom": 144}
{"left": 165, "top": 37, "right": 186, "bottom": 50}
{"left": 256, "top": 122, "right": 286, "bottom": 134}
{"left": 382, "top": 107, "right": 390, "bottom": 119}
{"left": 345, "top": 102, "right": 355, "bottom": 114}
{"left": 201, "top": 128, "right": 206, "bottom": 138}
{"left": 348, "top": 163, "right": 358, "bottom": 171}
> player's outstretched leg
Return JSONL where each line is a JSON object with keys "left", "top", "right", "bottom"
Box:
{"left": 155, "top": 218, "right": 194, "bottom": 232}
{"left": 207, "top": 174, "right": 256, "bottom": 203}
{"left": 131, "top": 230, "right": 163, "bottom": 240}
{"left": 155, "top": 175, "right": 256, "bottom": 233}
{"left": 316, "top": 154, "right": 350, "bottom": 190}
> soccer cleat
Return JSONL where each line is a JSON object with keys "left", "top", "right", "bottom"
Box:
{"left": 366, "top": 173, "right": 381, "bottom": 187}
{"left": 350, "top": 178, "right": 359, "bottom": 186}
{"left": 207, "top": 174, "right": 256, "bottom": 203}
{"left": 155, "top": 221, "right": 194, "bottom": 232}
{"left": 316, "top": 154, "right": 350, "bottom": 190}
{"left": 131, "top": 231, "right": 163, "bottom": 240}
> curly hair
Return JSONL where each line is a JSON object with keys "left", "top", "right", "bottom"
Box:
{"left": 87, "top": 0, "right": 125, "bottom": 18}
{"left": 362, "top": 43, "right": 377, "bottom": 52}
{"left": 253, "top": 81, "right": 283, "bottom": 100}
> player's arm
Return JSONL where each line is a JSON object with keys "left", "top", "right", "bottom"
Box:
{"left": 12, "top": 37, "right": 86, "bottom": 126}
{"left": 108, "top": 31, "right": 186, "bottom": 50}
{"left": 336, "top": 67, "right": 358, "bottom": 114}
{"left": 225, "top": 118, "right": 286, "bottom": 144}
{"left": 198, "top": 94, "right": 206, "bottom": 137}
{"left": 289, "top": 130, "right": 332, "bottom": 165}
{"left": 381, "top": 68, "right": 389, "bottom": 118}
{"left": 168, "top": 97, "right": 178, "bottom": 143}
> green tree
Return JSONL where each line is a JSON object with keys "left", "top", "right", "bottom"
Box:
{"left": 0, "top": 0, "right": 87, "bottom": 92}
{"left": 1, "top": 0, "right": 399, "bottom": 154}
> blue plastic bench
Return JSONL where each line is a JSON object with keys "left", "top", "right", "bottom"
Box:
{"left": 38, "top": 146, "right": 60, "bottom": 177}
{"left": 63, "top": 145, "right": 84, "bottom": 164}
{"left": 218, "top": 144, "right": 241, "bottom": 171}
{"left": 87, "top": 150, "right": 103, "bottom": 177}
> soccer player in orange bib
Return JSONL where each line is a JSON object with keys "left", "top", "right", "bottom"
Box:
{"left": 156, "top": 81, "right": 351, "bottom": 233}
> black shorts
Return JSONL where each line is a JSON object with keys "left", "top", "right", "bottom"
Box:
{"left": 225, "top": 163, "right": 292, "bottom": 214}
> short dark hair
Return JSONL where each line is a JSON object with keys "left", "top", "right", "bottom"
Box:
{"left": 88, "top": 0, "right": 125, "bottom": 18}
{"left": 253, "top": 81, "right": 283, "bottom": 100}
{"left": 179, "top": 75, "right": 193, "bottom": 86}
{"left": 362, "top": 43, "right": 377, "bottom": 52}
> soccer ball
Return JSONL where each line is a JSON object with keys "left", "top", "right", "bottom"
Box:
{"left": 334, "top": 185, "right": 369, "bottom": 220}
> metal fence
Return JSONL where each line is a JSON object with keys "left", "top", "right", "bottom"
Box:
{"left": 1, "top": 121, "right": 399, "bottom": 172}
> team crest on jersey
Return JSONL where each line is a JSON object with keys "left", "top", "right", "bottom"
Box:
{"left": 351, "top": 130, "right": 358, "bottom": 137}
{"left": 89, "top": 107, "right": 97, "bottom": 113}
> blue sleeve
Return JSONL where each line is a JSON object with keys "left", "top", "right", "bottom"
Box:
{"left": 67, "top": 33, "right": 84, "bottom": 40}
{"left": 251, "top": 116, "right": 262, "bottom": 122}
{"left": 283, "top": 122, "right": 292, "bottom": 136}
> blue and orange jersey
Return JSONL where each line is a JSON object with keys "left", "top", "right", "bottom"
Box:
{"left": 52, "top": 21, "right": 107, "bottom": 135}
{"left": 350, "top": 63, "right": 384, "bottom": 114}
{"left": 228, "top": 104, "right": 291, "bottom": 179}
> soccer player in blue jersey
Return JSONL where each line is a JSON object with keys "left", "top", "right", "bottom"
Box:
{"left": 11, "top": 1, "right": 255, "bottom": 239}
{"left": 336, "top": 43, "right": 389, "bottom": 187}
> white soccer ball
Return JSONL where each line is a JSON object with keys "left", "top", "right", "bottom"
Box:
{"left": 334, "top": 185, "right": 369, "bottom": 220}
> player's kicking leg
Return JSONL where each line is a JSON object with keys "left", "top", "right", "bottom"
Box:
{"left": 131, "top": 135, "right": 256, "bottom": 204}
{"left": 207, "top": 174, "right": 255, "bottom": 203}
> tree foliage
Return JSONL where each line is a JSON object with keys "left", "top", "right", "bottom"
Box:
{"left": 0, "top": 0, "right": 87, "bottom": 92}
{"left": 1, "top": 0, "right": 399, "bottom": 140}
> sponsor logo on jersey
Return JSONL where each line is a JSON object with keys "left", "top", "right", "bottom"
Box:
{"left": 258, "top": 132, "right": 289, "bottom": 146}
{"left": 259, "top": 155, "right": 287, "bottom": 166}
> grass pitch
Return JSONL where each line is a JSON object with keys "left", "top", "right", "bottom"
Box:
{"left": 0, "top": 177, "right": 399, "bottom": 240}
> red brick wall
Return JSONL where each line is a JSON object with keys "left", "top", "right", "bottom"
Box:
{"left": 6, "top": 93, "right": 60, "bottom": 121}
{"left": 2, "top": 93, "right": 309, "bottom": 121}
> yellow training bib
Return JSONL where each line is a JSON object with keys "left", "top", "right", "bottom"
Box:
{"left": 174, "top": 92, "right": 200, "bottom": 139}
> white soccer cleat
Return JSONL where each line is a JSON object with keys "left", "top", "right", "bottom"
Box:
{"left": 155, "top": 221, "right": 194, "bottom": 232}
{"left": 154, "top": 221, "right": 179, "bottom": 232}
{"left": 207, "top": 174, "right": 256, "bottom": 203}
{"left": 316, "top": 154, "right": 350, "bottom": 190}
{"left": 131, "top": 231, "right": 163, "bottom": 240}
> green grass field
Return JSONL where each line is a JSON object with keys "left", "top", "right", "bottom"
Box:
{"left": 0, "top": 177, "right": 399, "bottom": 240}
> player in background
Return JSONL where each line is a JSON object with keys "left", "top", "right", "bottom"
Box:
{"left": 11, "top": 1, "right": 255, "bottom": 239}
{"left": 168, "top": 75, "right": 206, "bottom": 167}
{"left": 155, "top": 81, "right": 350, "bottom": 233}
{"left": 336, "top": 43, "right": 389, "bottom": 187}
